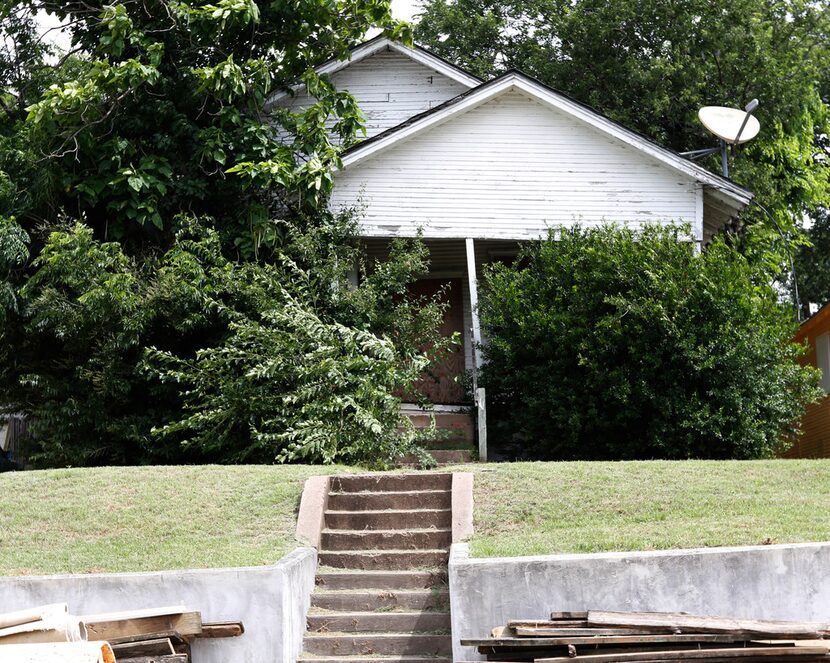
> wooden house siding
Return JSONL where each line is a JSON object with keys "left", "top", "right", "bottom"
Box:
{"left": 784, "top": 305, "right": 830, "bottom": 458}
{"left": 331, "top": 91, "right": 701, "bottom": 240}
{"left": 275, "top": 49, "right": 470, "bottom": 141}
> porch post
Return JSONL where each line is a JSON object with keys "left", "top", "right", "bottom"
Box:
{"left": 465, "top": 237, "right": 487, "bottom": 462}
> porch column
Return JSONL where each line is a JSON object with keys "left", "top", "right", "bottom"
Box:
{"left": 465, "top": 237, "right": 487, "bottom": 462}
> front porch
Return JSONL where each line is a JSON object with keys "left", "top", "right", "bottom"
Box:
{"left": 362, "top": 238, "right": 524, "bottom": 461}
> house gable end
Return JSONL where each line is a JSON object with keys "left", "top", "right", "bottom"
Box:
{"left": 340, "top": 73, "right": 752, "bottom": 213}
{"left": 268, "top": 39, "right": 479, "bottom": 140}
{"left": 331, "top": 89, "right": 708, "bottom": 240}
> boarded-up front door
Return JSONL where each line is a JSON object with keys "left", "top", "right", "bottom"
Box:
{"left": 406, "top": 278, "right": 467, "bottom": 404}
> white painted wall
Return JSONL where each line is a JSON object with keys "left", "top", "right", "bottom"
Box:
{"left": 276, "top": 48, "right": 469, "bottom": 141}
{"left": 0, "top": 548, "right": 317, "bottom": 663}
{"left": 331, "top": 90, "right": 701, "bottom": 240}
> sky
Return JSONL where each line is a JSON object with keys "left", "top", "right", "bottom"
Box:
{"left": 393, "top": 0, "right": 424, "bottom": 21}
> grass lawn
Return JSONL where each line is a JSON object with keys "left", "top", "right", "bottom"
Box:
{"left": 451, "top": 460, "right": 830, "bottom": 558}
{"left": 0, "top": 464, "right": 358, "bottom": 576}
{"left": 1, "top": 460, "right": 829, "bottom": 575}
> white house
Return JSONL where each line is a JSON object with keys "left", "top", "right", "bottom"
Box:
{"left": 270, "top": 36, "right": 754, "bottom": 459}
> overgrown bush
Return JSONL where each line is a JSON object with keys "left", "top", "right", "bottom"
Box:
{"left": 479, "top": 225, "right": 823, "bottom": 460}
{"left": 2, "top": 215, "right": 449, "bottom": 467}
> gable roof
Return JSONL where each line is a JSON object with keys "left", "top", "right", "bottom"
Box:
{"left": 340, "top": 69, "right": 754, "bottom": 212}
{"left": 266, "top": 36, "right": 482, "bottom": 109}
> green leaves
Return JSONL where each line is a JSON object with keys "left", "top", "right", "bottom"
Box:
{"left": 8, "top": 0, "right": 395, "bottom": 248}
{"left": 479, "top": 224, "right": 823, "bottom": 460}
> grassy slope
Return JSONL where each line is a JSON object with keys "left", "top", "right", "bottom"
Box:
{"left": 2, "top": 460, "right": 829, "bottom": 575}
{"left": 0, "top": 465, "right": 356, "bottom": 575}
{"left": 454, "top": 460, "right": 830, "bottom": 558}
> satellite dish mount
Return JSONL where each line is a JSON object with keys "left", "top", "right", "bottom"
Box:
{"left": 681, "top": 99, "right": 760, "bottom": 178}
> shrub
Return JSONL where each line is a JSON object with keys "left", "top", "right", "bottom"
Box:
{"left": 479, "top": 224, "right": 822, "bottom": 460}
{"left": 2, "top": 215, "right": 448, "bottom": 467}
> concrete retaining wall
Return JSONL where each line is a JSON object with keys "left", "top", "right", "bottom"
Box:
{"left": 0, "top": 547, "right": 317, "bottom": 663}
{"left": 449, "top": 541, "right": 830, "bottom": 662}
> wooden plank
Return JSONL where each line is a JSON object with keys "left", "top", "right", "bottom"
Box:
{"left": 111, "top": 637, "right": 175, "bottom": 658}
{"left": 535, "top": 646, "right": 830, "bottom": 663}
{"left": 104, "top": 629, "right": 185, "bottom": 646}
{"left": 198, "top": 621, "right": 245, "bottom": 638}
{"left": 551, "top": 612, "right": 590, "bottom": 620}
{"left": 588, "top": 612, "right": 830, "bottom": 639}
{"left": 464, "top": 635, "right": 748, "bottom": 648}
{"left": 116, "top": 656, "right": 188, "bottom": 663}
{"left": 84, "top": 612, "right": 202, "bottom": 642}
{"left": 510, "top": 620, "right": 591, "bottom": 629}
{"left": 80, "top": 606, "right": 187, "bottom": 622}
{"left": 513, "top": 628, "right": 679, "bottom": 636}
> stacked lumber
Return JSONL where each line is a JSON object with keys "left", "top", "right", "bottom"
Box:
{"left": 0, "top": 604, "right": 244, "bottom": 662}
{"left": 461, "top": 610, "right": 830, "bottom": 663}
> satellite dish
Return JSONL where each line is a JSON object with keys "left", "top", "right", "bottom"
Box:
{"left": 698, "top": 105, "right": 760, "bottom": 145}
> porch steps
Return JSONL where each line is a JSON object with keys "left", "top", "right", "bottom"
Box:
{"left": 300, "top": 473, "right": 453, "bottom": 663}
{"left": 402, "top": 408, "right": 476, "bottom": 465}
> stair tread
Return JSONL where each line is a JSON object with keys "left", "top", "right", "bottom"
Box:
{"left": 321, "top": 549, "right": 449, "bottom": 553}
{"left": 323, "top": 528, "right": 452, "bottom": 534}
{"left": 317, "top": 568, "right": 446, "bottom": 574}
{"left": 325, "top": 509, "right": 451, "bottom": 514}
{"left": 308, "top": 610, "right": 448, "bottom": 616}
{"left": 304, "top": 631, "right": 452, "bottom": 640}
{"left": 329, "top": 488, "right": 452, "bottom": 496}
{"left": 314, "top": 587, "right": 449, "bottom": 596}
{"left": 300, "top": 657, "right": 451, "bottom": 662}
{"left": 317, "top": 570, "right": 446, "bottom": 576}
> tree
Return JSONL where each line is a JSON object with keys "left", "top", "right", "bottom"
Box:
{"left": 6, "top": 0, "right": 408, "bottom": 252}
{"left": 794, "top": 206, "right": 830, "bottom": 316}
{"left": 415, "top": 0, "right": 830, "bottom": 278}
{"left": 0, "top": 2, "right": 449, "bottom": 467}
{"left": 479, "top": 225, "right": 822, "bottom": 460}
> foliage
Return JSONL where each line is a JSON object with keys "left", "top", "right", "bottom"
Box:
{"left": 793, "top": 207, "right": 830, "bottom": 315}
{"left": 4, "top": 215, "right": 446, "bottom": 467}
{"left": 143, "top": 219, "right": 446, "bottom": 466}
{"left": 0, "top": 2, "right": 449, "bottom": 467}
{"left": 3, "top": 0, "right": 409, "bottom": 252}
{"left": 415, "top": 0, "right": 830, "bottom": 277}
{"left": 479, "top": 225, "right": 822, "bottom": 460}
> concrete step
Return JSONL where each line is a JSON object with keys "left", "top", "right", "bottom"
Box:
{"left": 315, "top": 570, "right": 447, "bottom": 591}
{"left": 327, "top": 490, "right": 450, "bottom": 512}
{"left": 302, "top": 634, "right": 452, "bottom": 657}
{"left": 311, "top": 589, "right": 450, "bottom": 612}
{"left": 321, "top": 529, "right": 452, "bottom": 551}
{"left": 325, "top": 509, "right": 452, "bottom": 531}
{"left": 300, "top": 657, "right": 451, "bottom": 663}
{"left": 307, "top": 611, "right": 450, "bottom": 633}
{"left": 300, "top": 658, "right": 451, "bottom": 663}
{"left": 330, "top": 474, "right": 452, "bottom": 493}
{"left": 318, "top": 550, "right": 449, "bottom": 571}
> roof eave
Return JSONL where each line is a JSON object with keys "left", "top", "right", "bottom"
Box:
{"left": 265, "top": 36, "right": 481, "bottom": 110}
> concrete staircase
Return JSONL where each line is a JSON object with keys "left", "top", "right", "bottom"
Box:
{"left": 301, "top": 473, "right": 453, "bottom": 663}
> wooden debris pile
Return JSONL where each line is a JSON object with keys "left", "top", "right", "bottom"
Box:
{"left": 462, "top": 610, "right": 830, "bottom": 663}
{"left": 0, "top": 603, "right": 243, "bottom": 662}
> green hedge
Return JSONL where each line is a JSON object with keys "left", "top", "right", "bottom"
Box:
{"left": 479, "top": 225, "right": 822, "bottom": 460}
